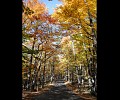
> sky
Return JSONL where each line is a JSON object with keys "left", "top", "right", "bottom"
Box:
{"left": 40, "top": 0, "right": 62, "bottom": 14}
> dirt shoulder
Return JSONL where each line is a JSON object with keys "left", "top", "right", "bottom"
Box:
{"left": 22, "top": 84, "right": 54, "bottom": 100}
{"left": 65, "top": 82, "right": 97, "bottom": 100}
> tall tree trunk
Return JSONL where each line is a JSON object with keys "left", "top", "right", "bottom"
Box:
{"left": 66, "top": 66, "right": 68, "bottom": 81}
{"left": 36, "top": 44, "right": 43, "bottom": 91}
{"left": 52, "top": 60, "right": 55, "bottom": 82}
{"left": 42, "top": 51, "right": 46, "bottom": 88}
{"left": 68, "top": 68, "right": 70, "bottom": 82}
{"left": 50, "top": 62, "right": 53, "bottom": 83}
{"left": 32, "top": 58, "right": 38, "bottom": 91}
{"left": 29, "top": 36, "right": 36, "bottom": 91}
{"left": 71, "top": 70, "right": 74, "bottom": 85}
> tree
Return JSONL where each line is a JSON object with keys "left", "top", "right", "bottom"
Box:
{"left": 52, "top": 0, "right": 97, "bottom": 95}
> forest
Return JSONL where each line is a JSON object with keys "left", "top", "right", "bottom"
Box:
{"left": 22, "top": 0, "right": 97, "bottom": 99}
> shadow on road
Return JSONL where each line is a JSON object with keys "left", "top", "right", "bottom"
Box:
{"left": 30, "top": 80, "right": 85, "bottom": 100}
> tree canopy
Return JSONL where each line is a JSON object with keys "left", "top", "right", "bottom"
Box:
{"left": 22, "top": 0, "right": 97, "bottom": 96}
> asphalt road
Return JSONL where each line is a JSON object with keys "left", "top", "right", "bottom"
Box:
{"left": 31, "top": 79, "right": 84, "bottom": 100}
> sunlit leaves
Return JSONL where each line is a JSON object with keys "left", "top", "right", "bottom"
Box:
{"left": 60, "top": 36, "right": 70, "bottom": 45}
{"left": 22, "top": 0, "right": 97, "bottom": 86}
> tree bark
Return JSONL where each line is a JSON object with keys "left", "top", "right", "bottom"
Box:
{"left": 42, "top": 51, "right": 46, "bottom": 88}
{"left": 29, "top": 36, "right": 36, "bottom": 91}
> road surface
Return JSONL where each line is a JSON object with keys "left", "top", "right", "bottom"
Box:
{"left": 31, "top": 79, "right": 84, "bottom": 100}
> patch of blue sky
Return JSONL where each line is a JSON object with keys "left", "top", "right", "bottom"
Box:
{"left": 40, "top": 0, "right": 62, "bottom": 14}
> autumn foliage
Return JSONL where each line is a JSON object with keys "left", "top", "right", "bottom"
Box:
{"left": 22, "top": 0, "right": 97, "bottom": 96}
